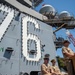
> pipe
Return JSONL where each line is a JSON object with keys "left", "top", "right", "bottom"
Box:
{"left": 53, "top": 23, "right": 66, "bottom": 33}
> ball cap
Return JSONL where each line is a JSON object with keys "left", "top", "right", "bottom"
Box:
{"left": 63, "top": 40, "right": 70, "bottom": 44}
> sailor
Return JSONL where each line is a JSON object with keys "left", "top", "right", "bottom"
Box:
{"left": 51, "top": 59, "right": 62, "bottom": 75}
{"left": 41, "top": 54, "right": 57, "bottom": 75}
{"left": 62, "top": 40, "right": 75, "bottom": 75}
{"left": 41, "top": 54, "right": 52, "bottom": 75}
{"left": 62, "top": 40, "right": 75, "bottom": 58}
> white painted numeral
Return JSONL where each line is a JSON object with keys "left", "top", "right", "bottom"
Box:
{"left": 22, "top": 16, "right": 41, "bottom": 61}
{"left": 0, "top": 5, "right": 14, "bottom": 40}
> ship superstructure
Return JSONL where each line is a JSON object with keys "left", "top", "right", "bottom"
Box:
{"left": 0, "top": 0, "right": 56, "bottom": 75}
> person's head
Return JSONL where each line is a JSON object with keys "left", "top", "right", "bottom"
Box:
{"left": 51, "top": 59, "right": 56, "bottom": 66}
{"left": 63, "top": 40, "right": 70, "bottom": 47}
{"left": 43, "top": 54, "right": 50, "bottom": 64}
{"left": 44, "top": 58, "right": 49, "bottom": 64}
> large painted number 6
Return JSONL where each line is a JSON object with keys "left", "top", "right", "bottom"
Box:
{"left": 22, "top": 16, "right": 41, "bottom": 61}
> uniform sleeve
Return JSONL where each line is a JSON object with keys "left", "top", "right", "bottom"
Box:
{"left": 49, "top": 66, "right": 53, "bottom": 73}
{"left": 41, "top": 64, "right": 45, "bottom": 71}
{"left": 41, "top": 64, "right": 48, "bottom": 74}
{"left": 62, "top": 47, "right": 68, "bottom": 54}
{"left": 55, "top": 66, "right": 60, "bottom": 73}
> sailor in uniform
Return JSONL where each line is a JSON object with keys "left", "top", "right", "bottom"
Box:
{"left": 41, "top": 54, "right": 58, "bottom": 75}
{"left": 62, "top": 40, "right": 75, "bottom": 75}
{"left": 51, "top": 59, "right": 62, "bottom": 75}
{"left": 62, "top": 40, "right": 75, "bottom": 58}
{"left": 41, "top": 54, "right": 52, "bottom": 75}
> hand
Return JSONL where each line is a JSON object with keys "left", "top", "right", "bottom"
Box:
{"left": 51, "top": 73, "right": 57, "bottom": 75}
{"left": 48, "top": 73, "right": 52, "bottom": 75}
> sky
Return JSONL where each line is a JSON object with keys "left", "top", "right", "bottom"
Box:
{"left": 36, "top": 0, "right": 75, "bottom": 57}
